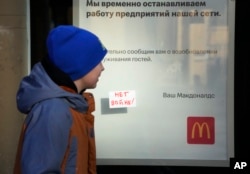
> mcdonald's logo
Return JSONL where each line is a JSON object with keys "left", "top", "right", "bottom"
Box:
{"left": 187, "top": 117, "right": 215, "bottom": 144}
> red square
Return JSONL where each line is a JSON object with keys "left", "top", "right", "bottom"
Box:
{"left": 187, "top": 117, "right": 215, "bottom": 144}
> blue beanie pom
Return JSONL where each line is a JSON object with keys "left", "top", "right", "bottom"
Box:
{"left": 46, "top": 25, "right": 107, "bottom": 81}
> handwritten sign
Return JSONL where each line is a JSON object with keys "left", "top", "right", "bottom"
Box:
{"left": 109, "top": 90, "right": 136, "bottom": 108}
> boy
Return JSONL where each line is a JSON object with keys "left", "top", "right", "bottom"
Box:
{"left": 14, "top": 25, "right": 107, "bottom": 174}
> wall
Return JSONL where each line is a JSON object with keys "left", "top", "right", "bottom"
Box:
{"left": 0, "top": 0, "right": 28, "bottom": 173}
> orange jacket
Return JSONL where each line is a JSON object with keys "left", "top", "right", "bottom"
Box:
{"left": 14, "top": 91, "right": 96, "bottom": 174}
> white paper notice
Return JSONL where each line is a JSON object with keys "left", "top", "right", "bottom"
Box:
{"left": 73, "top": 0, "right": 235, "bottom": 167}
{"left": 109, "top": 90, "right": 136, "bottom": 108}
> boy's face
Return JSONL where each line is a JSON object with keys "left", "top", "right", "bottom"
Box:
{"left": 77, "top": 62, "right": 105, "bottom": 90}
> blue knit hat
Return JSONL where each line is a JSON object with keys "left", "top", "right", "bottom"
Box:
{"left": 46, "top": 25, "right": 107, "bottom": 81}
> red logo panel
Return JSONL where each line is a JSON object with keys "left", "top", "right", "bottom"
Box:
{"left": 187, "top": 117, "right": 215, "bottom": 144}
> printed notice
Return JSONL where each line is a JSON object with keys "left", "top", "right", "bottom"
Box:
{"left": 74, "top": 0, "right": 235, "bottom": 167}
{"left": 109, "top": 90, "right": 136, "bottom": 108}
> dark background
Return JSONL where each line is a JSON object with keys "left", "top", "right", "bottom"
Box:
{"left": 30, "top": 0, "right": 248, "bottom": 173}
